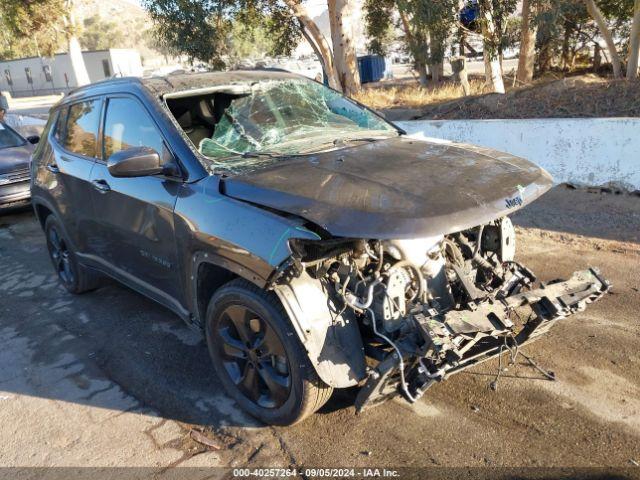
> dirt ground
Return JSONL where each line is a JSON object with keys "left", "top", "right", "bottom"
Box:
{"left": 377, "top": 75, "right": 640, "bottom": 121}
{"left": 0, "top": 186, "right": 639, "bottom": 479}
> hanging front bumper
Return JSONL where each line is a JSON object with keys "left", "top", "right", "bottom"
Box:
{"left": 355, "top": 267, "right": 611, "bottom": 411}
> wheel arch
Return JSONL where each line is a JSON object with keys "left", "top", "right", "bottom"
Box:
{"left": 191, "top": 252, "right": 366, "bottom": 389}
{"left": 189, "top": 251, "right": 270, "bottom": 329}
{"left": 33, "top": 200, "right": 54, "bottom": 231}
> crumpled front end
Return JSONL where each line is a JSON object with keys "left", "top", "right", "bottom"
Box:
{"left": 276, "top": 217, "right": 611, "bottom": 409}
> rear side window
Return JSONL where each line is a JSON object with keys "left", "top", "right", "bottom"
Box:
{"left": 63, "top": 99, "right": 101, "bottom": 158}
{"left": 103, "top": 97, "right": 165, "bottom": 160}
{"left": 54, "top": 107, "right": 68, "bottom": 141}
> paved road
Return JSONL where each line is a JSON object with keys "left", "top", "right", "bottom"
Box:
{"left": 390, "top": 58, "right": 519, "bottom": 79}
{"left": 0, "top": 187, "right": 639, "bottom": 477}
{"left": 5, "top": 94, "right": 60, "bottom": 118}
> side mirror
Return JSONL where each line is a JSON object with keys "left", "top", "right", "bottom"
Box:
{"left": 26, "top": 135, "right": 40, "bottom": 144}
{"left": 107, "top": 146, "right": 164, "bottom": 178}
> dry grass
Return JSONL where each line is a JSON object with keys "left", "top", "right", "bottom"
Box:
{"left": 353, "top": 79, "right": 487, "bottom": 110}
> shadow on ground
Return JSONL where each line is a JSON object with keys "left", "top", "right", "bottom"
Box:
{"left": 512, "top": 185, "right": 640, "bottom": 244}
{"left": 0, "top": 209, "right": 271, "bottom": 430}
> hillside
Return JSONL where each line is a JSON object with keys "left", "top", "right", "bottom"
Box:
{"left": 366, "top": 75, "right": 640, "bottom": 121}
{"left": 74, "top": 0, "right": 160, "bottom": 61}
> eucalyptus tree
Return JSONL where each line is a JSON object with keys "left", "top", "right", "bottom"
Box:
{"left": 0, "top": 0, "right": 90, "bottom": 85}
{"left": 143, "top": 0, "right": 362, "bottom": 94}
{"left": 364, "top": 0, "right": 458, "bottom": 85}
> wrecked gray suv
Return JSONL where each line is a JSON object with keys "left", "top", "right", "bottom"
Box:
{"left": 31, "top": 71, "right": 610, "bottom": 425}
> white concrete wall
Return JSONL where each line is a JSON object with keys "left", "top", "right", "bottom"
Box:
{"left": 0, "top": 50, "right": 143, "bottom": 97}
{"left": 109, "top": 49, "right": 144, "bottom": 78}
{"left": 397, "top": 118, "right": 640, "bottom": 190}
{"left": 0, "top": 55, "right": 78, "bottom": 96}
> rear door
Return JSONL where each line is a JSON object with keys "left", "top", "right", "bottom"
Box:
{"left": 45, "top": 98, "right": 103, "bottom": 253}
{"left": 87, "top": 94, "right": 183, "bottom": 307}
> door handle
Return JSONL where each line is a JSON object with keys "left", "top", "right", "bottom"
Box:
{"left": 91, "top": 179, "right": 111, "bottom": 193}
{"left": 46, "top": 164, "right": 59, "bottom": 174}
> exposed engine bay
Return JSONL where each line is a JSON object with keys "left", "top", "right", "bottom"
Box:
{"left": 279, "top": 217, "right": 610, "bottom": 410}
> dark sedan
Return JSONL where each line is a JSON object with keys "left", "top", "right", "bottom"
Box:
{"left": 0, "top": 122, "right": 38, "bottom": 209}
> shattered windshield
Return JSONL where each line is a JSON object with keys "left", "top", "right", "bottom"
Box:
{"left": 194, "top": 78, "right": 397, "bottom": 165}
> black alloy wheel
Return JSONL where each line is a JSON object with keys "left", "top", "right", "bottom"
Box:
{"left": 205, "top": 279, "right": 333, "bottom": 425}
{"left": 47, "top": 224, "right": 75, "bottom": 286}
{"left": 217, "top": 304, "right": 291, "bottom": 409}
{"left": 44, "top": 215, "right": 101, "bottom": 294}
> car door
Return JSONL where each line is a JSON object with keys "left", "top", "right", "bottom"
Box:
{"left": 45, "top": 98, "right": 103, "bottom": 254}
{"left": 87, "top": 95, "right": 183, "bottom": 307}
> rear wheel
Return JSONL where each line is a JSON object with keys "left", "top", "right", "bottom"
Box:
{"left": 205, "top": 279, "right": 333, "bottom": 425}
{"left": 44, "top": 215, "right": 101, "bottom": 294}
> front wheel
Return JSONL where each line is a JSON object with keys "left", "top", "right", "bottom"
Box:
{"left": 205, "top": 279, "right": 333, "bottom": 425}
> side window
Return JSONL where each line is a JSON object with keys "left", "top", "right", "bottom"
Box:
{"left": 63, "top": 100, "right": 101, "bottom": 157}
{"left": 54, "top": 107, "right": 68, "bottom": 141}
{"left": 103, "top": 97, "right": 165, "bottom": 160}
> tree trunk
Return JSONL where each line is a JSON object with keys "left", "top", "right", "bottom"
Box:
{"left": 417, "top": 61, "right": 428, "bottom": 86}
{"left": 593, "top": 43, "right": 602, "bottom": 70}
{"left": 458, "top": 26, "right": 466, "bottom": 56}
{"left": 537, "top": 37, "right": 552, "bottom": 74}
{"left": 327, "top": 0, "right": 361, "bottom": 96}
{"left": 451, "top": 56, "right": 471, "bottom": 95}
{"left": 479, "top": 0, "right": 505, "bottom": 93}
{"left": 429, "top": 35, "right": 443, "bottom": 84}
{"left": 561, "top": 22, "right": 573, "bottom": 70}
{"left": 398, "top": 7, "right": 429, "bottom": 87}
{"left": 627, "top": 0, "right": 640, "bottom": 78}
{"left": 284, "top": 0, "right": 341, "bottom": 90}
{"left": 584, "top": 0, "right": 622, "bottom": 78}
{"left": 64, "top": 1, "right": 90, "bottom": 86}
{"left": 67, "top": 35, "right": 90, "bottom": 86}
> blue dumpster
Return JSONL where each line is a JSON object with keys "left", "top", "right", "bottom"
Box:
{"left": 358, "top": 55, "right": 385, "bottom": 84}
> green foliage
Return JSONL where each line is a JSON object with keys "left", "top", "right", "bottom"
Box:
{"left": 0, "top": 0, "right": 67, "bottom": 59}
{"left": 142, "top": 0, "right": 301, "bottom": 68}
{"left": 478, "top": 0, "right": 518, "bottom": 59}
{"left": 80, "top": 15, "right": 125, "bottom": 51}
{"left": 533, "top": 0, "right": 635, "bottom": 71}
{"left": 407, "top": 0, "right": 459, "bottom": 63}
{"left": 364, "top": 0, "right": 458, "bottom": 66}
{"left": 142, "top": 0, "right": 231, "bottom": 67}
{"left": 363, "top": 0, "right": 395, "bottom": 55}
{"left": 597, "top": 0, "right": 635, "bottom": 21}
{"left": 260, "top": 3, "right": 301, "bottom": 58}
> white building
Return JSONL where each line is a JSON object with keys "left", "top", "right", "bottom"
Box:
{"left": 0, "top": 49, "right": 143, "bottom": 98}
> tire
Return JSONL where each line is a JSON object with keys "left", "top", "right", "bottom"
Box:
{"left": 205, "top": 279, "right": 333, "bottom": 425}
{"left": 44, "top": 215, "right": 101, "bottom": 294}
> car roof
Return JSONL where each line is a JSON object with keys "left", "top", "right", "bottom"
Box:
{"left": 60, "top": 69, "right": 305, "bottom": 105}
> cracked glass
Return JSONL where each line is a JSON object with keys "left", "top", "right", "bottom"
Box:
{"left": 196, "top": 78, "right": 397, "bottom": 170}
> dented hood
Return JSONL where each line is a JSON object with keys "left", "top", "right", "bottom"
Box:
{"left": 220, "top": 136, "right": 553, "bottom": 239}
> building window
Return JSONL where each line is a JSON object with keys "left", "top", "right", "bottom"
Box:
{"left": 102, "top": 59, "right": 111, "bottom": 78}
{"left": 43, "top": 65, "right": 53, "bottom": 83}
{"left": 25, "top": 67, "right": 33, "bottom": 84}
{"left": 4, "top": 70, "right": 12, "bottom": 86}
